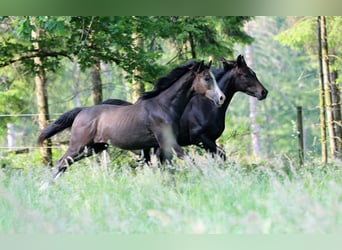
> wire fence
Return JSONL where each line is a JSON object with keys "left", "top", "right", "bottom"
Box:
{"left": 1, "top": 112, "right": 71, "bottom": 153}
{"left": 0, "top": 104, "right": 326, "bottom": 157}
{"left": 0, "top": 113, "right": 66, "bottom": 118}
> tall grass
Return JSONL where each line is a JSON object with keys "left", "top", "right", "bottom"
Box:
{"left": 1, "top": 153, "right": 342, "bottom": 233}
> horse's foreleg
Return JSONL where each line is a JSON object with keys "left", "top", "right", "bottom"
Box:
{"left": 172, "top": 144, "right": 185, "bottom": 159}
{"left": 153, "top": 124, "right": 177, "bottom": 163}
{"left": 198, "top": 135, "right": 226, "bottom": 160}
{"left": 215, "top": 145, "right": 226, "bottom": 160}
{"left": 142, "top": 148, "right": 151, "bottom": 164}
{"left": 158, "top": 142, "right": 185, "bottom": 163}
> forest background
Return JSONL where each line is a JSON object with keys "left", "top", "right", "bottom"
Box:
{"left": 0, "top": 16, "right": 341, "bottom": 166}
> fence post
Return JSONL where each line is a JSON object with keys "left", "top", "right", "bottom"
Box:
{"left": 7, "top": 123, "right": 15, "bottom": 149}
{"left": 297, "top": 106, "right": 304, "bottom": 165}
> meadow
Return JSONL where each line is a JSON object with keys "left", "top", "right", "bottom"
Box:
{"left": 1, "top": 151, "right": 342, "bottom": 234}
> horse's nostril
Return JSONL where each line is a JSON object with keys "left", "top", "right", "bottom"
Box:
{"left": 262, "top": 90, "right": 268, "bottom": 97}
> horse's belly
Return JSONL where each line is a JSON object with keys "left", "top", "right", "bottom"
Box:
{"left": 94, "top": 107, "right": 159, "bottom": 150}
{"left": 100, "top": 126, "right": 157, "bottom": 150}
{"left": 111, "top": 135, "right": 157, "bottom": 150}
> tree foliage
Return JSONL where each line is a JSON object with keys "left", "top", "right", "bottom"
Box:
{"left": 0, "top": 16, "right": 252, "bottom": 149}
{"left": 276, "top": 16, "right": 342, "bottom": 84}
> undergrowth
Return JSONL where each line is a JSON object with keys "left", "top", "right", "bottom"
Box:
{"left": 1, "top": 152, "right": 342, "bottom": 233}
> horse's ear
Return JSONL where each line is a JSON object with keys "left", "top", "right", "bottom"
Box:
{"left": 220, "top": 57, "right": 229, "bottom": 69}
{"left": 208, "top": 60, "right": 212, "bottom": 69}
{"left": 196, "top": 60, "right": 204, "bottom": 73}
{"left": 237, "top": 54, "right": 246, "bottom": 67}
{"left": 220, "top": 57, "right": 233, "bottom": 71}
{"left": 219, "top": 57, "right": 227, "bottom": 63}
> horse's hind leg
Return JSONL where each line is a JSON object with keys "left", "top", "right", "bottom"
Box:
{"left": 53, "top": 143, "right": 109, "bottom": 180}
{"left": 93, "top": 143, "right": 109, "bottom": 154}
{"left": 53, "top": 146, "right": 83, "bottom": 179}
{"left": 40, "top": 146, "right": 81, "bottom": 190}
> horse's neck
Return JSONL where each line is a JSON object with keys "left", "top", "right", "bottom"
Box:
{"left": 156, "top": 73, "right": 194, "bottom": 117}
{"left": 218, "top": 71, "right": 238, "bottom": 112}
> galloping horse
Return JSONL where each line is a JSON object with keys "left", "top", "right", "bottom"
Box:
{"left": 38, "top": 60, "right": 225, "bottom": 179}
{"left": 177, "top": 55, "right": 267, "bottom": 159}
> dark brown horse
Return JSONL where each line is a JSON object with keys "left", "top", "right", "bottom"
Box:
{"left": 38, "top": 60, "right": 225, "bottom": 180}
{"left": 177, "top": 55, "right": 267, "bottom": 159}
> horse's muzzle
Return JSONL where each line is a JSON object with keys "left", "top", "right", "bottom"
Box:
{"left": 215, "top": 93, "right": 226, "bottom": 107}
{"left": 258, "top": 89, "right": 268, "bottom": 100}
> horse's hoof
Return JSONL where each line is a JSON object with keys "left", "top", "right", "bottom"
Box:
{"left": 39, "top": 181, "right": 50, "bottom": 191}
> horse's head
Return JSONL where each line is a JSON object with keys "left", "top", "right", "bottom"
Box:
{"left": 223, "top": 55, "right": 268, "bottom": 100}
{"left": 192, "top": 60, "right": 226, "bottom": 107}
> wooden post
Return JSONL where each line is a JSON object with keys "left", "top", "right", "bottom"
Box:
{"left": 7, "top": 123, "right": 15, "bottom": 149}
{"left": 297, "top": 106, "right": 304, "bottom": 165}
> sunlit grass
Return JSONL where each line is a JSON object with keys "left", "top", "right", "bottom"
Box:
{"left": 1, "top": 153, "right": 342, "bottom": 233}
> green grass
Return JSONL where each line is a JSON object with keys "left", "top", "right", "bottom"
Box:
{"left": 1, "top": 153, "right": 342, "bottom": 233}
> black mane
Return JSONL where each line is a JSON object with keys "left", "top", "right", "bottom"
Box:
{"left": 212, "top": 60, "right": 236, "bottom": 81}
{"left": 212, "top": 67, "right": 226, "bottom": 81}
{"left": 139, "top": 60, "right": 199, "bottom": 100}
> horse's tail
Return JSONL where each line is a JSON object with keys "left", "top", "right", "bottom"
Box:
{"left": 37, "top": 107, "right": 84, "bottom": 145}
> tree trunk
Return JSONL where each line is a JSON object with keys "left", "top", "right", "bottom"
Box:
{"left": 131, "top": 70, "right": 145, "bottom": 102}
{"left": 31, "top": 21, "right": 52, "bottom": 166}
{"left": 245, "top": 22, "right": 262, "bottom": 158}
{"left": 101, "top": 61, "right": 112, "bottom": 100}
{"left": 72, "top": 58, "right": 81, "bottom": 107}
{"left": 131, "top": 34, "right": 145, "bottom": 102}
{"left": 331, "top": 73, "right": 342, "bottom": 155}
{"left": 317, "top": 16, "right": 328, "bottom": 163}
{"left": 330, "top": 54, "right": 342, "bottom": 156}
{"left": 188, "top": 32, "right": 197, "bottom": 59}
{"left": 320, "top": 16, "right": 337, "bottom": 159}
{"left": 91, "top": 59, "right": 103, "bottom": 105}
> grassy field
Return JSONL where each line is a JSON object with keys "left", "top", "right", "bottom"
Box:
{"left": 1, "top": 152, "right": 342, "bottom": 234}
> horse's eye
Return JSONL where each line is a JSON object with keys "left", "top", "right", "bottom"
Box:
{"left": 205, "top": 76, "right": 212, "bottom": 82}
